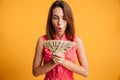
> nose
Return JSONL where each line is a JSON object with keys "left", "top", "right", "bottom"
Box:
{"left": 58, "top": 18, "right": 62, "bottom": 25}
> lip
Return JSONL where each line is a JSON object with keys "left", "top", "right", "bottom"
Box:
{"left": 57, "top": 28, "right": 62, "bottom": 32}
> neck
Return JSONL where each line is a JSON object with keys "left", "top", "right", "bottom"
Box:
{"left": 56, "top": 33, "right": 65, "bottom": 39}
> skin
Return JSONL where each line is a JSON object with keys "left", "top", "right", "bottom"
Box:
{"left": 52, "top": 7, "right": 67, "bottom": 38}
{"left": 32, "top": 7, "right": 89, "bottom": 77}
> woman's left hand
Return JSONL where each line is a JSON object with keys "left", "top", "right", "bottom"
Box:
{"left": 52, "top": 51, "right": 65, "bottom": 64}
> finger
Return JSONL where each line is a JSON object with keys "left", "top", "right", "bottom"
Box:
{"left": 53, "top": 58, "right": 56, "bottom": 63}
{"left": 54, "top": 57, "right": 64, "bottom": 63}
{"left": 52, "top": 54, "right": 56, "bottom": 59}
{"left": 53, "top": 52, "right": 56, "bottom": 55}
{"left": 53, "top": 58, "right": 59, "bottom": 64}
{"left": 56, "top": 59, "right": 65, "bottom": 64}
{"left": 53, "top": 53, "right": 61, "bottom": 58}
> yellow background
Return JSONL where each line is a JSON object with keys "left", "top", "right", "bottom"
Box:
{"left": 0, "top": 0, "right": 120, "bottom": 80}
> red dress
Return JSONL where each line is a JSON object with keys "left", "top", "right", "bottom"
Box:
{"left": 41, "top": 34, "right": 77, "bottom": 80}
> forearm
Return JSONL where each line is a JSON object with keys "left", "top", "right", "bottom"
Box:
{"left": 33, "top": 60, "right": 57, "bottom": 77}
{"left": 61, "top": 59, "right": 89, "bottom": 77}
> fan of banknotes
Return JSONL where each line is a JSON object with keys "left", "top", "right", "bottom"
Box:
{"left": 43, "top": 40, "right": 75, "bottom": 53}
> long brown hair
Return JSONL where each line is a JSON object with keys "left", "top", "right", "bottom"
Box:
{"left": 46, "top": 0, "right": 75, "bottom": 41}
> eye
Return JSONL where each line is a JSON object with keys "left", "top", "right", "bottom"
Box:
{"left": 52, "top": 16, "right": 58, "bottom": 20}
{"left": 63, "top": 17, "right": 66, "bottom": 20}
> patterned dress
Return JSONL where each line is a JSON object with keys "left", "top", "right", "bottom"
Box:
{"left": 41, "top": 34, "right": 77, "bottom": 80}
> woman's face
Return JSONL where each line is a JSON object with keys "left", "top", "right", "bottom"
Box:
{"left": 52, "top": 7, "right": 67, "bottom": 37}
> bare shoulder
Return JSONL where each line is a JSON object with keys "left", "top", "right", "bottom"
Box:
{"left": 37, "top": 35, "right": 46, "bottom": 44}
{"left": 37, "top": 36, "right": 43, "bottom": 42}
{"left": 75, "top": 36, "right": 83, "bottom": 45}
{"left": 35, "top": 36, "right": 45, "bottom": 49}
{"left": 75, "top": 36, "right": 85, "bottom": 50}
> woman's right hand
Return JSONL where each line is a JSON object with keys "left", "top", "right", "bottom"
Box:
{"left": 52, "top": 51, "right": 65, "bottom": 64}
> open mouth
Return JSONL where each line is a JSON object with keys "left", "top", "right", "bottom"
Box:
{"left": 57, "top": 28, "right": 62, "bottom": 32}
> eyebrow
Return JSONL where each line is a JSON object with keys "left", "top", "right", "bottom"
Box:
{"left": 52, "top": 15, "right": 65, "bottom": 17}
{"left": 52, "top": 15, "right": 58, "bottom": 17}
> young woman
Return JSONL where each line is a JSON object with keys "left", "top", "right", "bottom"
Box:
{"left": 32, "top": 0, "right": 89, "bottom": 80}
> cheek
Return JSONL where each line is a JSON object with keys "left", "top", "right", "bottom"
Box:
{"left": 52, "top": 20, "right": 57, "bottom": 27}
{"left": 64, "top": 23, "right": 67, "bottom": 29}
